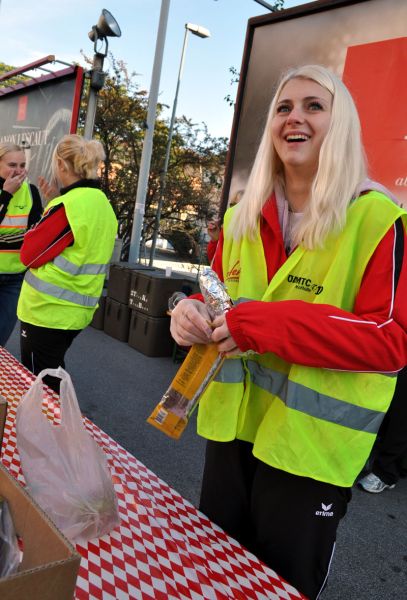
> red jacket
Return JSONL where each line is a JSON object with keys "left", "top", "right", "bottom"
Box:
{"left": 20, "top": 180, "right": 101, "bottom": 268}
{"left": 209, "top": 196, "right": 407, "bottom": 373}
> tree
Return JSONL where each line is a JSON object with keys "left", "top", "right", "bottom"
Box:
{"left": 152, "top": 116, "right": 227, "bottom": 262}
{"left": 0, "top": 62, "right": 27, "bottom": 88}
{"left": 85, "top": 55, "right": 227, "bottom": 262}
{"left": 0, "top": 55, "right": 227, "bottom": 263}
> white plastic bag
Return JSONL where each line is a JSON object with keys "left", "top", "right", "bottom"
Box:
{"left": 15, "top": 367, "right": 120, "bottom": 544}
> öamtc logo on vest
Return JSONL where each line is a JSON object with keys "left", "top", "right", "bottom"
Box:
{"left": 287, "top": 274, "right": 323, "bottom": 295}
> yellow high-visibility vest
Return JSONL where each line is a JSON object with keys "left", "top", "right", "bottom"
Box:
{"left": 0, "top": 181, "right": 32, "bottom": 273}
{"left": 17, "top": 186, "right": 118, "bottom": 330}
{"left": 198, "top": 192, "right": 406, "bottom": 486}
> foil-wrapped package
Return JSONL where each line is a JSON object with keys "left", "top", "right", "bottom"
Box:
{"left": 147, "top": 268, "right": 232, "bottom": 439}
{"left": 199, "top": 267, "right": 233, "bottom": 318}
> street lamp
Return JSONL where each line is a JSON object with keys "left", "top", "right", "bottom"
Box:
{"left": 148, "top": 22, "right": 210, "bottom": 267}
{"left": 83, "top": 9, "right": 122, "bottom": 140}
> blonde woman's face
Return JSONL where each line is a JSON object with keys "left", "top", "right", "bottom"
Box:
{"left": 271, "top": 78, "right": 332, "bottom": 175}
{"left": 0, "top": 151, "right": 26, "bottom": 179}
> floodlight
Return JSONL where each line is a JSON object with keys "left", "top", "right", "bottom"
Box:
{"left": 185, "top": 23, "right": 211, "bottom": 39}
{"left": 88, "top": 9, "right": 122, "bottom": 43}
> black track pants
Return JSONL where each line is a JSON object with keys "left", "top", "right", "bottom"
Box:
{"left": 199, "top": 439, "right": 351, "bottom": 600}
{"left": 20, "top": 322, "right": 81, "bottom": 393}
{"left": 372, "top": 366, "right": 407, "bottom": 485}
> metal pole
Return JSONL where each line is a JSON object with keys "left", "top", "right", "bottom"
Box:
{"left": 252, "top": 0, "right": 276, "bottom": 11}
{"left": 83, "top": 53, "right": 105, "bottom": 140}
{"left": 128, "top": 0, "right": 170, "bottom": 263}
{"left": 148, "top": 25, "right": 190, "bottom": 267}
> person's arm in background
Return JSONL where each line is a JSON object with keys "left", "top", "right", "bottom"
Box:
{"left": 27, "top": 184, "right": 43, "bottom": 228}
{"left": 0, "top": 189, "right": 12, "bottom": 223}
{"left": 207, "top": 239, "right": 218, "bottom": 263}
{"left": 206, "top": 220, "right": 221, "bottom": 264}
{"left": 20, "top": 176, "right": 74, "bottom": 268}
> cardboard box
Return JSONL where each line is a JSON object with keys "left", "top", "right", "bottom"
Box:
{"left": 0, "top": 463, "right": 80, "bottom": 600}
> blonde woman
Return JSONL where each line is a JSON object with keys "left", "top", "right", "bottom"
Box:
{"left": 17, "top": 134, "right": 117, "bottom": 392}
{"left": 170, "top": 65, "right": 407, "bottom": 599}
{"left": 0, "top": 142, "right": 42, "bottom": 346}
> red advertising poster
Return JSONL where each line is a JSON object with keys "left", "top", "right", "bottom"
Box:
{"left": 225, "top": 0, "right": 407, "bottom": 213}
{"left": 343, "top": 37, "right": 407, "bottom": 207}
{"left": 16, "top": 95, "right": 28, "bottom": 121}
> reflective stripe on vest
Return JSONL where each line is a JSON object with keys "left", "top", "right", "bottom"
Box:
{"left": 25, "top": 271, "right": 99, "bottom": 308}
{"left": 235, "top": 297, "right": 252, "bottom": 304}
{"left": 215, "top": 358, "right": 385, "bottom": 434}
{"left": 214, "top": 358, "right": 245, "bottom": 383}
{"left": 0, "top": 182, "right": 32, "bottom": 273}
{"left": 198, "top": 193, "right": 407, "bottom": 486}
{"left": 53, "top": 255, "right": 108, "bottom": 276}
{"left": 17, "top": 186, "right": 117, "bottom": 330}
{"left": 0, "top": 215, "right": 29, "bottom": 228}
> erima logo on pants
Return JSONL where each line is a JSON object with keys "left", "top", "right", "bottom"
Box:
{"left": 315, "top": 503, "right": 334, "bottom": 517}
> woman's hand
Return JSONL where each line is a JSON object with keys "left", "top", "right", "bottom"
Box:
{"left": 38, "top": 176, "right": 59, "bottom": 202}
{"left": 3, "top": 170, "right": 27, "bottom": 194}
{"left": 170, "top": 299, "right": 213, "bottom": 346}
{"left": 211, "top": 314, "right": 240, "bottom": 356}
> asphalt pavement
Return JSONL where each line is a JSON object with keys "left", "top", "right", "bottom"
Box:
{"left": 5, "top": 323, "right": 407, "bottom": 600}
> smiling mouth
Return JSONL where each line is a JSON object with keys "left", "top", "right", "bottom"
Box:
{"left": 285, "top": 134, "right": 310, "bottom": 142}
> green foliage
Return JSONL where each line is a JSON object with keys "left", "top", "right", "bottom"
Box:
{"left": 270, "top": 0, "right": 285, "bottom": 9}
{"left": 164, "top": 228, "right": 200, "bottom": 261}
{"left": 0, "top": 62, "right": 12, "bottom": 76}
{"left": 224, "top": 66, "right": 240, "bottom": 107}
{"left": 0, "top": 62, "right": 28, "bottom": 88}
{"left": 0, "top": 54, "right": 227, "bottom": 262}
{"left": 87, "top": 55, "right": 227, "bottom": 260}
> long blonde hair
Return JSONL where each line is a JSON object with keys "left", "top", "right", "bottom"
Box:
{"left": 52, "top": 134, "right": 105, "bottom": 181}
{"left": 229, "top": 64, "right": 367, "bottom": 249}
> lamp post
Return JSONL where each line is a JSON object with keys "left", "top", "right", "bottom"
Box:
{"left": 83, "top": 9, "right": 122, "bottom": 140}
{"left": 128, "top": 0, "right": 170, "bottom": 264}
{"left": 147, "top": 22, "right": 210, "bottom": 267}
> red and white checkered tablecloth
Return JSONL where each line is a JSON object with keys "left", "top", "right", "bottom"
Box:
{"left": 0, "top": 347, "right": 306, "bottom": 600}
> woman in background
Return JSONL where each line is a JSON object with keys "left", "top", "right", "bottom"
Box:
{"left": 0, "top": 142, "right": 42, "bottom": 347}
{"left": 17, "top": 134, "right": 117, "bottom": 391}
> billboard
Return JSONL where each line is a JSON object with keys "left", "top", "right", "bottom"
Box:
{"left": 342, "top": 36, "right": 407, "bottom": 205}
{"left": 224, "top": 0, "right": 407, "bottom": 212}
{"left": 0, "top": 65, "right": 84, "bottom": 188}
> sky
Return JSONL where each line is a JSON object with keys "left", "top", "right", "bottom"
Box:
{"left": 0, "top": 0, "right": 307, "bottom": 139}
